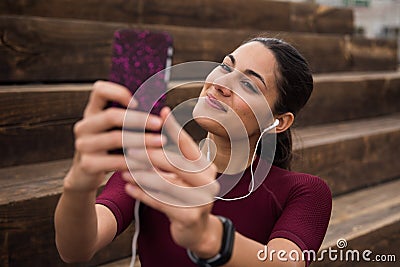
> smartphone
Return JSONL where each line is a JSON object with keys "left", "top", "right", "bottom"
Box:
{"left": 107, "top": 29, "right": 173, "bottom": 154}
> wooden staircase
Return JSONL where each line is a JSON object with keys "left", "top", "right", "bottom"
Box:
{"left": 1, "top": 0, "right": 399, "bottom": 266}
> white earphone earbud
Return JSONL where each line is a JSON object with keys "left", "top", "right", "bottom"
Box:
{"left": 261, "top": 119, "right": 280, "bottom": 134}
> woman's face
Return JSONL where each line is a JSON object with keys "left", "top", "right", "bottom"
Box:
{"left": 193, "top": 41, "right": 280, "bottom": 140}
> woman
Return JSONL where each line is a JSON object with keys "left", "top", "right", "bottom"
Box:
{"left": 55, "top": 37, "right": 332, "bottom": 266}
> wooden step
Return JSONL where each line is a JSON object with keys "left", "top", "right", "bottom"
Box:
{"left": 0, "top": 15, "right": 397, "bottom": 82}
{"left": 293, "top": 113, "right": 400, "bottom": 196}
{"left": 314, "top": 179, "right": 400, "bottom": 266}
{"left": 101, "top": 178, "right": 400, "bottom": 267}
{"left": 0, "top": 85, "right": 91, "bottom": 168}
{"left": 2, "top": 114, "right": 399, "bottom": 265}
{"left": 0, "top": 159, "right": 134, "bottom": 267}
{"left": 0, "top": 0, "right": 354, "bottom": 34}
{"left": 167, "top": 71, "right": 400, "bottom": 127}
{"left": 1, "top": 71, "right": 400, "bottom": 168}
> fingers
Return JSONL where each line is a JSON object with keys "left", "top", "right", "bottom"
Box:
{"left": 160, "top": 107, "right": 201, "bottom": 161}
{"left": 125, "top": 148, "right": 154, "bottom": 170}
{"left": 123, "top": 110, "right": 163, "bottom": 131}
{"left": 79, "top": 154, "right": 128, "bottom": 174}
{"left": 76, "top": 131, "right": 165, "bottom": 153}
{"left": 74, "top": 108, "right": 163, "bottom": 136}
{"left": 74, "top": 108, "right": 125, "bottom": 136}
{"left": 122, "top": 170, "right": 217, "bottom": 207}
{"left": 146, "top": 149, "right": 216, "bottom": 187}
{"left": 84, "top": 81, "right": 136, "bottom": 117}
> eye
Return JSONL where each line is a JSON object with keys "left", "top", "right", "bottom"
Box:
{"left": 219, "top": 63, "right": 232, "bottom": 72}
{"left": 241, "top": 80, "right": 258, "bottom": 93}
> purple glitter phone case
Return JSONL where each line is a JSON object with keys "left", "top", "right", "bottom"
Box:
{"left": 108, "top": 29, "right": 173, "bottom": 114}
{"left": 108, "top": 29, "right": 173, "bottom": 154}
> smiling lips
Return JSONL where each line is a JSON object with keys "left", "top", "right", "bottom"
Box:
{"left": 206, "top": 93, "right": 227, "bottom": 112}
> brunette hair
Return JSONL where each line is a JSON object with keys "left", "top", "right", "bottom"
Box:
{"left": 248, "top": 37, "right": 313, "bottom": 170}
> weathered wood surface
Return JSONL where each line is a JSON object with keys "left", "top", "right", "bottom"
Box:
{"left": 292, "top": 113, "right": 400, "bottom": 196}
{"left": 314, "top": 179, "right": 400, "bottom": 267}
{"left": 0, "top": 0, "right": 354, "bottom": 34}
{"left": 0, "top": 121, "right": 76, "bottom": 167}
{"left": 0, "top": 16, "right": 397, "bottom": 82}
{"left": 0, "top": 160, "right": 133, "bottom": 267}
{"left": 0, "top": 84, "right": 91, "bottom": 126}
{"left": 168, "top": 72, "right": 400, "bottom": 127}
{"left": 297, "top": 71, "right": 400, "bottom": 126}
{"left": 0, "top": 86, "right": 91, "bottom": 168}
{"left": 1, "top": 71, "right": 400, "bottom": 168}
{"left": 2, "top": 113, "right": 400, "bottom": 265}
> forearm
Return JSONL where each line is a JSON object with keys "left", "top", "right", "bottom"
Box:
{"left": 225, "top": 233, "right": 303, "bottom": 267}
{"left": 54, "top": 170, "right": 99, "bottom": 262}
{"left": 192, "top": 215, "right": 304, "bottom": 267}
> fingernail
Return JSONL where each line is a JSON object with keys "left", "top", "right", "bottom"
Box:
{"left": 129, "top": 98, "right": 138, "bottom": 108}
{"left": 153, "top": 134, "right": 167, "bottom": 145}
{"left": 161, "top": 134, "right": 167, "bottom": 145}
{"left": 149, "top": 117, "right": 162, "bottom": 128}
{"left": 121, "top": 171, "right": 131, "bottom": 179}
{"left": 125, "top": 184, "right": 136, "bottom": 195}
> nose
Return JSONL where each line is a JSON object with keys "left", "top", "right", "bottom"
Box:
{"left": 212, "top": 78, "right": 232, "bottom": 97}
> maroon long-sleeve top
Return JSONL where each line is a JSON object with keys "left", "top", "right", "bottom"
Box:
{"left": 97, "top": 157, "right": 332, "bottom": 266}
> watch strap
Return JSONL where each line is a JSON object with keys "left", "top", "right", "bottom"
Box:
{"left": 187, "top": 216, "right": 235, "bottom": 267}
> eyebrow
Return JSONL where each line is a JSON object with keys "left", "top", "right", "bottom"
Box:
{"left": 226, "top": 54, "right": 267, "bottom": 89}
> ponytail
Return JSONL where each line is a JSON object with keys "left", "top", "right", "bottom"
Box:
{"left": 274, "top": 129, "right": 293, "bottom": 170}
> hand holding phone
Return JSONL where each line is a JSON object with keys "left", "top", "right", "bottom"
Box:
{"left": 107, "top": 29, "right": 173, "bottom": 154}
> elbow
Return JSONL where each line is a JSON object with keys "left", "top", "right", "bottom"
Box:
{"left": 56, "top": 239, "right": 95, "bottom": 263}
{"left": 58, "top": 251, "right": 95, "bottom": 264}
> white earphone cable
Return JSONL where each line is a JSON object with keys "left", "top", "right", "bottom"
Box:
{"left": 130, "top": 200, "right": 141, "bottom": 267}
{"left": 214, "top": 119, "right": 279, "bottom": 201}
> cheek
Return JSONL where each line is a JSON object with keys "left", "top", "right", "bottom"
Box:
{"left": 231, "top": 98, "right": 262, "bottom": 135}
{"left": 233, "top": 94, "right": 276, "bottom": 135}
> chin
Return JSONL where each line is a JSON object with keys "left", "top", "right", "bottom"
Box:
{"left": 193, "top": 117, "right": 228, "bottom": 137}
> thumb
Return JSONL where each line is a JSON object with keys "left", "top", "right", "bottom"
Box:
{"left": 160, "top": 107, "right": 201, "bottom": 161}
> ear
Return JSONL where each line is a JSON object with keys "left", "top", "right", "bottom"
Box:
{"left": 274, "top": 112, "right": 294, "bottom": 134}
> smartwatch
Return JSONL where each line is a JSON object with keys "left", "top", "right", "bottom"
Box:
{"left": 187, "top": 216, "right": 235, "bottom": 267}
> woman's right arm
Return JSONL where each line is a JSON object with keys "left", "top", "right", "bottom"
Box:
{"left": 54, "top": 81, "right": 163, "bottom": 262}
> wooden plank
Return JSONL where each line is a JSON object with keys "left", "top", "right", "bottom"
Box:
{"left": 0, "top": 84, "right": 91, "bottom": 126}
{"left": 0, "top": 160, "right": 133, "bottom": 267}
{"left": 2, "top": 116, "right": 400, "bottom": 265}
{"left": 0, "top": 159, "right": 71, "bottom": 201}
{"left": 0, "top": 15, "right": 397, "bottom": 82}
{"left": 348, "top": 37, "right": 399, "bottom": 72}
{"left": 0, "top": 120, "right": 76, "bottom": 168}
{"left": 0, "top": 196, "right": 134, "bottom": 267}
{"left": 297, "top": 71, "right": 400, "bottom": 126}
{"left": 168, "top": 72, "right": 400, "bottom": 127}
{"left": 313, "top": 179, "right": 400, "bottom": 267}
{"left": 0, "top": 85, "right": 90, "bottom": 168}
{"left": 0, "top": 0, "right": 353, "bottom": 34}
{"left": 291, "top": 3, "right": 353, "bottom": 34}
{"left": 292, "top": 113, "right": 400, "bottom": 196}
{"left": 1, "top": 71, "right": 399, "bottom": 168}
{"left": 2, "top": 70, "right": 399, "bottom": 127}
